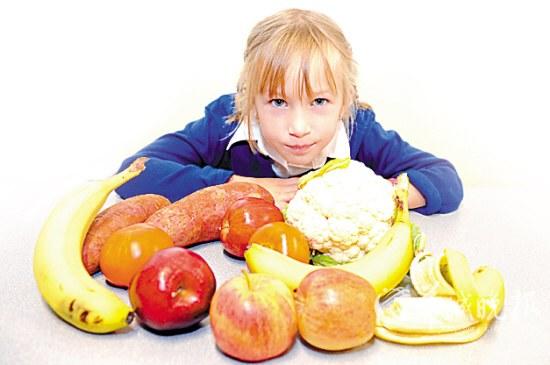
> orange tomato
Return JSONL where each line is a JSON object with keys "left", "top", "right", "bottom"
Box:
{"left": 99, "top": 223, "right": 174, "bottom": 288}
{"left": 248, "top": 222, "right": 311, "bottom": 263}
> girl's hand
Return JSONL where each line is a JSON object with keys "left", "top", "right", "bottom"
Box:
{"left": 229, "top": 175, "right": 299, "bottom": 209}
{"left": 408, "top": 183, "right": 426, "bottom": 209}
{"left": 388, "top": 177, "right": 426, "bottom": 209}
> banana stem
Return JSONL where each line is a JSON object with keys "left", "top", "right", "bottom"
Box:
{"left": 128, "top": 157, "right": 148, "bottom": 173}
{"left": 394, "top": 173, "right": 410, "bottom": 224}
{"left": 298, "top": 158, "right": 351, "bottom": 189}
{"left": 242, "top": 270, "right": 252, "bottom": 290}
{"left": 103, "top": 157, "right": 149, "bottom": 192}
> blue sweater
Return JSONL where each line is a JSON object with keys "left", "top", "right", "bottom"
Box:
{"left": 116, "top": 94, "right": 463, "bottom": 215}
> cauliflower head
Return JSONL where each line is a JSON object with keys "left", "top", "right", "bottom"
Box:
{"left": 285, "top": 160, "right": 396, "bottom": 263}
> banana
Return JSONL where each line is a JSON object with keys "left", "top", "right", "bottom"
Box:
{"left": 376, "top": 296, "right": 477, "bottom": 334}
{"left": 411, "top": 248, "right": 505, "bottom": 322}
{"left": 471, "top": 265, "right": 505, "bottom": 322}
{"left": 245, "top": 174, "right": 413, "bottom": 296}
{"left": 298, "top": 157, "right": 350, "bottom": 188}
{"left": 375, "top": 253, "right": 505, "bottom": 345}
{"left": 410, "top": 251, "right": 456, "bottom": 297}
{"left": 33, "top": 157, "right": 147, "bottom": 333}
{"left": 441, "top": 248, "right": 505, "bottom": 321}
{"left": 374, "top": 321, "right": 489, "bottom": 345}
{"left": 439, "top": 248, "right": 482, "bottom": 319}
{"left": 246, "top": 222, "right": 412, "bottom": 296}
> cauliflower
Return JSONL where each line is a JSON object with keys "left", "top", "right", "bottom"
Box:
{"left": 285, "top": 159, "right": 396, "bottom": 264}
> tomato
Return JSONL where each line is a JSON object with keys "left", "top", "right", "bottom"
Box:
{"left": 99, "top": 223, "right": 174, "bottom": 288}
{"left": 220, "top": 197, "right": 284, "bottom": 258}
{"left": 248, "top": 222, "right": 311, "bottom": 263}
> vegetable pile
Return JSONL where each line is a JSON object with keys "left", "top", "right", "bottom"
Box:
{"left": 286, "top": 158, "right": 395, "bottom": 263}
{"left": 33, "top": 157, "right": 505, "bottom": 363}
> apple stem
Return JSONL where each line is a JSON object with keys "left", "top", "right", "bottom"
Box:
{"left": 242, "top": 270, "right": 252, "bottom": 290}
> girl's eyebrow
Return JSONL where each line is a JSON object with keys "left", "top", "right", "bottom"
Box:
{"left": 263, "top": 88, "right": 333, "bottom": 98}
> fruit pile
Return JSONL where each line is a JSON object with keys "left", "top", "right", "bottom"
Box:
{"left": 33, "top": 157, "right": 505, "bottom": 361}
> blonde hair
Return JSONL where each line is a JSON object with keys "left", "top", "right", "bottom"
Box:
{"left": 229, "top": 9, "right": 369, "bottom": 148}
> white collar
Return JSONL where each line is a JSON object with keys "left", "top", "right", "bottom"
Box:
{"left": 226, "top": 120, "right": 350, "bottom": 178}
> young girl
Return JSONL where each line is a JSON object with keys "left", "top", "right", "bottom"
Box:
{"left": 116, "top": 8, "right": 463, "bottom": 215}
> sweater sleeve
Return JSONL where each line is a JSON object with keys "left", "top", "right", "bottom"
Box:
{"left": 354, "top": 109, "right": 464, "bottom": 215}
{"left": 115, "top": 95, "right": 236, "bottom": 202}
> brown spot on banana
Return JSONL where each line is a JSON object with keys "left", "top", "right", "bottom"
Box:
{"left": 126, "top": 312, "right": 135, "bottom": 325}
{"left": 80, "top": 310, "right": 89, "bottom": 323}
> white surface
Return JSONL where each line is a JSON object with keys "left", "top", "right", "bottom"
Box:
{"left": 1, "top": 186, "right": 549, "bottom": 364}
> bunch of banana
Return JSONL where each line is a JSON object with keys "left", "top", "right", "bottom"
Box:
{"left": 375, "top": 248, "right": 505, "bottom": 344}
{"left": 33, "top": 157, "right": 148, "bottom": 333}
{"left": 245, "top": 173, "right": 414, "bottom": 297}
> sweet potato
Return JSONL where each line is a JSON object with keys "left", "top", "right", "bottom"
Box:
{"left": 145, "top": 182, "right": 274, "bottom": 247}
{"left": 82, "top": 194, "right": 171, "bottom": 274}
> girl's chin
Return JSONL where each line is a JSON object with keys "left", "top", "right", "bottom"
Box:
{"left": 284, "top": 156, "right": 318, "bottom": 168}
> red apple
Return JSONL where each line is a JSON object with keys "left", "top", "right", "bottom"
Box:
{"left": 220, "top": 197, "right": 284, "bottom": 258}
{"left": 295, "top": 268, "right": 376, "bottom": 351}
{"left": 209, "top": 272, "right": 297, "bottom": 362}
{"left": 129, "top": 247, "right": 216, "bottom": 331}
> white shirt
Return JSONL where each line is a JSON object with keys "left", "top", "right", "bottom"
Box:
{"left": 226, "top": 120, "right": 351, "bottom": 178}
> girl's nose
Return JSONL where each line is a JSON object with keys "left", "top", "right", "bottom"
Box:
{"left": 288, "top": 110, "right": 311, "bottom": 137}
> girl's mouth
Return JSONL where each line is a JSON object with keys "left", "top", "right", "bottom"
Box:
{"left": 285, "top": 143, "right": 315, "bottom": 154}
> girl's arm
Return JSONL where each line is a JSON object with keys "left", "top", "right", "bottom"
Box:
{"left": 408, "top": 183, "right": 427, "bottom": 209}
{"left": 115, "top": 95, "right": 237, "bottom": 202}
{"left": 354, "top": 109, "right": 464, "bottom": 215}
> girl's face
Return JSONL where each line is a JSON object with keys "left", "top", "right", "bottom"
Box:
{"left": 254, "top": 70, "right": 344, "bottom": 167}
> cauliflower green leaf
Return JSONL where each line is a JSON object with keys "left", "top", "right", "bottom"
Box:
{"left": 311, "top": 253, "right": 340, "bottom": 267}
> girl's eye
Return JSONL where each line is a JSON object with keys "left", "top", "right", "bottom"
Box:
{"left": 270, "top": 99, "right": 287, "bottom": 108}
{"left": 312, "top": 98, "right": 329, "bottom": 106}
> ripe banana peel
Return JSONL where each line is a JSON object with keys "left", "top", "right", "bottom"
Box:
{"left": 374, "top": 321, "right": 490, "bottom": 345}
{"left": 33, "top": 157, "right": 148, "bottom": 333}
{"left": 245, "top": 173, "right": 413, "bottom": 297}
{"left": 376, "top": 296, "right": 478, "bottom": 334}
{"left": 379, "top": 248, "right": 505, "bottom": 344}
{"left": 410, "top": 252, "right": 456, "bottom": 297}
{"left": 411, "top": 249, "right": 505, "bottom": 321}
{"left": 438, "top": 248, "right": 505, "bottom": 322}
{"left": 470, "top": 265, "right": 505, "bottom": 322}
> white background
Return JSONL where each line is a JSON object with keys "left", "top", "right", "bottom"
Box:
{"left": 1, "top": 0, "right": 549, "bottom": 203}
